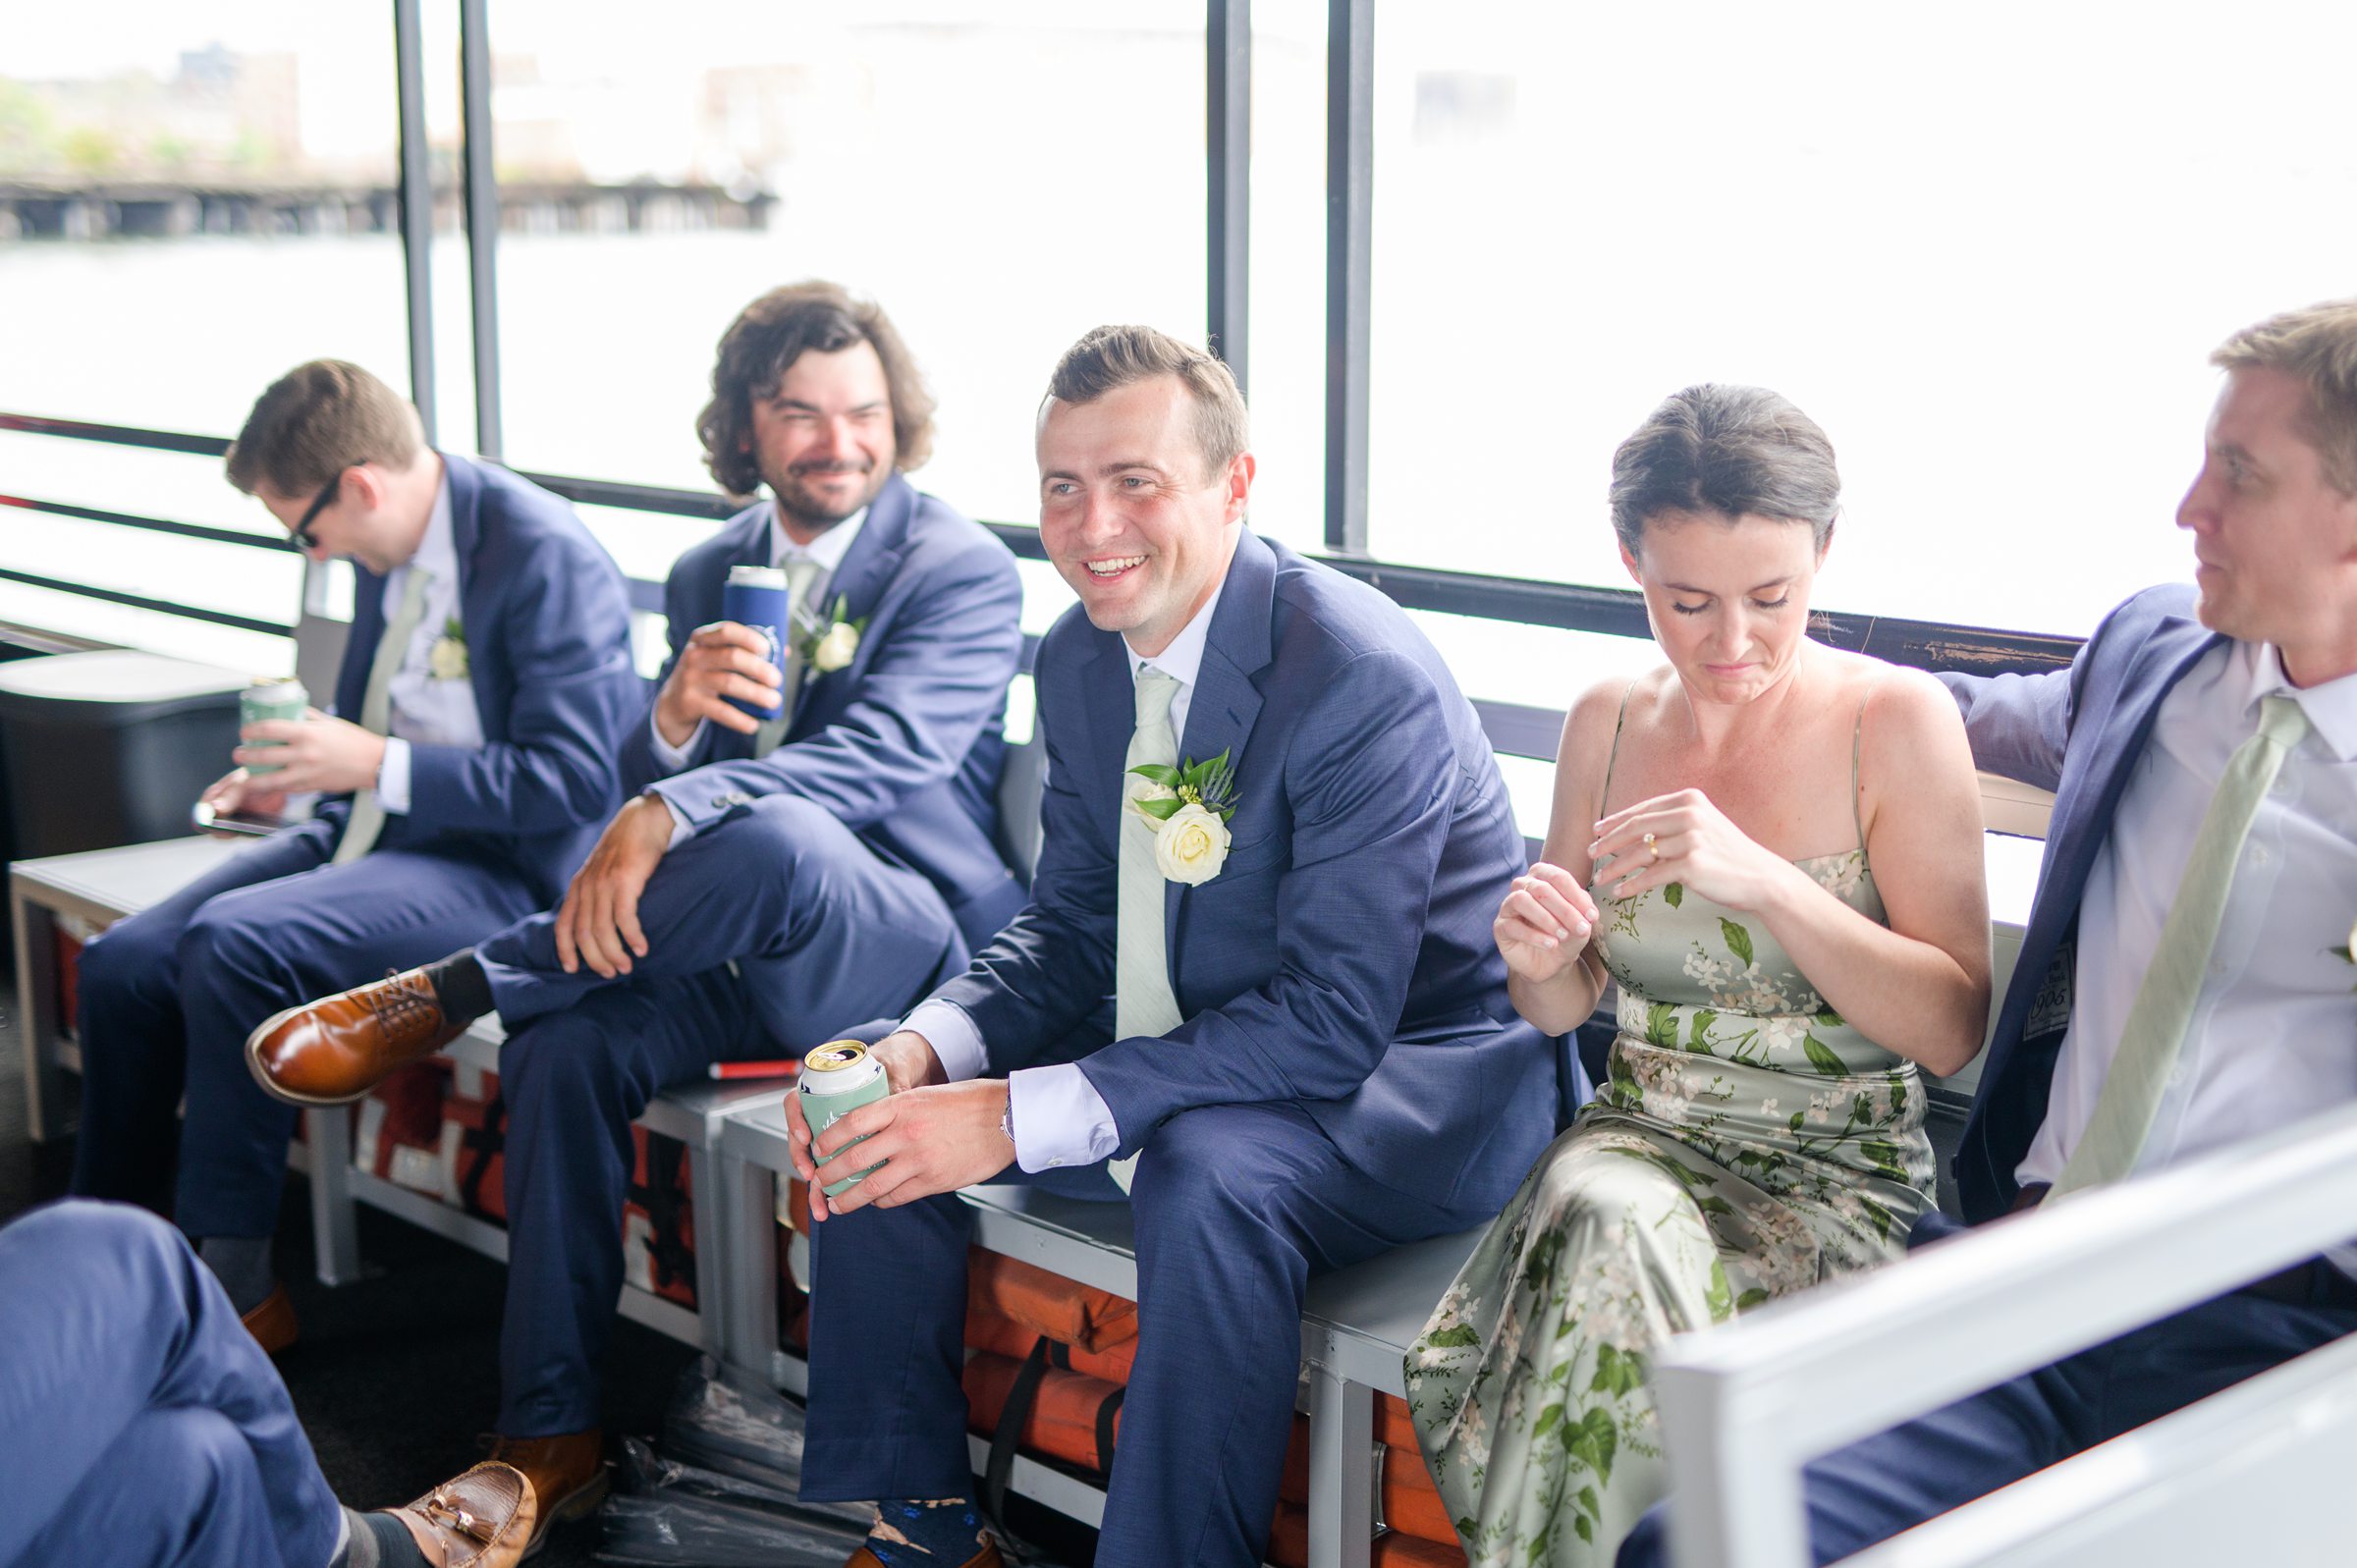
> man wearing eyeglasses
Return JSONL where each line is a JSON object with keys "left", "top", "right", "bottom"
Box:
{"left": 67, "top": 359, "right": 642, "bottom": 1367}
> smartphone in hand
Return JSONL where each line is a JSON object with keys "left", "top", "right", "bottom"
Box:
{"left": 192, "top": 799, "right": 286, "bottom": 838}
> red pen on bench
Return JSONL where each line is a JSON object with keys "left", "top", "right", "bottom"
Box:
{"left": 708, "top": 1058, "right": 801, "bottom": 1080}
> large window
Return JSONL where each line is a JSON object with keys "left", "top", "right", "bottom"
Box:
{"left": 480, "top": 0, "right": 1207, "bottom": 532}
{"left": 0, "top": 4, "right": 413, "bottom": 669}
{"left": 1365, "top": 1, "right": 2357, "bottom": 636}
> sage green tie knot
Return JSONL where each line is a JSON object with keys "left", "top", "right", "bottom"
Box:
{"left": 1132, "top": 665, "right": 1179, "bottom": 740}
{"left": 2049, "top": 688, "right": 2312, "bottom": 1199}
{"left": 2253, "top": 691, "right": 2314, "bottom": 754}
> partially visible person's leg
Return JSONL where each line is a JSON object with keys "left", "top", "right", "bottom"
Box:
{"left": 493, "top": 968, "right": 759, "bottom": 1439}
{"left": 1103, "top": 1103, "right": 1464, "bottom": 1568}
{"left": 0, "top": 1201, "right": 341, "bottom": 1568}
{"left": 19, "top": 1405, "right": 290, "bottom": 1568}
{"left": 70, "top": 827, "right": 334, "bottom": 1209}
{"left": 477, "top": 794, "right": 963, "bottom": 1047}
{"left": 170, "top": 848, "right": 539, "bottom": 1255}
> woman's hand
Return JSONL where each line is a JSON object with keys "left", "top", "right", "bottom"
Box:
{"left": 1494, "top": 862, "right": 1600, "bottom": 984}
{"left": 1590, "top": 788, "right": 1804, "bottom": 914}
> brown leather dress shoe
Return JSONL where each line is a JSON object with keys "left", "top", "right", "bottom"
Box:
{"left": 483, "top": 1430, "right": 608, "bottom": 1557}
{"left": 246, "top": 967, "right": 468, "bottom": 1106}
{"left": 240, "top": 1282, "right": 298, "bottom": 1357}
{"left": 384, "top": 1461, "right": 538, "bottom": 1568}
{"left": 844, "top": 1543, "right": 1004, "bottom": 1568}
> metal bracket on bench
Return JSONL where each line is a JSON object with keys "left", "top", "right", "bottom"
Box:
{"left": 1305, "top": 1366, "right": 1375, "bottom": 1568}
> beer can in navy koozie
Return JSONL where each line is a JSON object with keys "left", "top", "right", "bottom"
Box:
{"left": 721, "top": 563, "right": 791, "bottom": 718}
{"left": 799, "top": 1040, "right": 891, "bottom": 1197}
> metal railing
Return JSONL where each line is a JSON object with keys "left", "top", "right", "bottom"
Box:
{"left": 0, "top": 410, "right": 2084, "bottom": 711}
{"left": 1652, "top": 1103, "right": 2357, "bottom": 1568}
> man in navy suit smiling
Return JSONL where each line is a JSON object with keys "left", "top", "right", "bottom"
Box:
{"left": 784, "top": 326, "right": 1557, "bottom": 1568}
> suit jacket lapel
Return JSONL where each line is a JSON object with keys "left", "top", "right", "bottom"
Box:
{"left": 442, "top": 455, "right": 499, "bottom": 736}
{"left": 1164, "top": 530, "right": 1276, "bottom": 996}
{"left": 1983, "top": 611, "right": 2223, "bottom": 1132}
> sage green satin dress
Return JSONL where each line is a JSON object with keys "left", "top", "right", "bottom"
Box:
{"left": 1404, "top": 707, "right": 1936, "bottom": 1568}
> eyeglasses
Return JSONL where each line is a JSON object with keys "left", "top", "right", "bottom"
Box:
{"left": 290, "top": 470, "right": 343, "bottom": 552}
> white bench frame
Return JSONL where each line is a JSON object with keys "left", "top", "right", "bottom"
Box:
{"left": 1651, "top": 1103, "right": 2357, "bottom": 1568}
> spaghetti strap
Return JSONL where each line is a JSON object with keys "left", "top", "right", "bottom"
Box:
{"left": 1598, "top": 680, "right": 1638, "bottom": 816}
{"left": 1850, "top": 688, "right": 1870, "bottom": 853}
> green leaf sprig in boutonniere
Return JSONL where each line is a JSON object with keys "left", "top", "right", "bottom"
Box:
{"left": 794, "top": 594, "right": 868, "bottom": 674}
{"left": 1128, "top": 748, "right": 1238, "bottom": 885}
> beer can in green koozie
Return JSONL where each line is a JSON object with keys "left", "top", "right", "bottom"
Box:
{"left": 239, "top": 677, "right": 309, "bottom": 773}
{"left": 799, "top": 1040, "right": 891, "bottom": 1197}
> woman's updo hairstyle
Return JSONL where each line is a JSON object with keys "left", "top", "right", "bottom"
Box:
{"left": 1608, "top": 384, "right": 1840, "bottom": 556}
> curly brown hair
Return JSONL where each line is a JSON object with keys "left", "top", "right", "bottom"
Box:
{"left": 696, "top": 282, "right": 936, "bottom": 499}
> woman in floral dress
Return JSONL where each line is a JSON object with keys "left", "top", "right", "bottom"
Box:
{"left": 1405, "top": 385, "right": 1993, "bottom": 1566}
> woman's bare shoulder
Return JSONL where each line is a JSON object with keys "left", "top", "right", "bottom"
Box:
{"left": 1560, "top": 668, "right": 1666, "bottom": 760}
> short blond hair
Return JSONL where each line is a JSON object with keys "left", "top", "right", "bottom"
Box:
{"left": 1045, "top": 325, "right": 1249, "bottom": 481}
{"left": 2212, "top": 297, "right": 2357, "bottom": 496}
{"left": 225, "top": 359, "right": 423, "bottom": 497}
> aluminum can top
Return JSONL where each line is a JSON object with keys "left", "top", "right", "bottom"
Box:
{"left": 727, "top": 564, "right": 787, "bottom": 589}
{"left": 799, "top": 1040, "right": 883, "bottom": 1095}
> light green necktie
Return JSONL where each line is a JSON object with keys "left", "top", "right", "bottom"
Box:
{"left": 2050, "top": 692, "right": 2312, "bottom": 1199}
{"left": 1108, "top": 666, "right": 1183, "bottom": 1193}
{"left": 333, "top": 565, "right": 434, "bottom": 864}
{"left": 752, "top": 556, "right": 824, "bottom": 758}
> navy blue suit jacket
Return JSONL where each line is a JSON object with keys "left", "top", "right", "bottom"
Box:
{"left": 317, "top": 453, "right": 640, "bottom": 904}
{"left": 628, "top": 472, "right": 1027, "bottom": 951}
{"left": 932, "top": 530, "right": 1558, "bottom": 1216}
{"left": 1940, "top": 583, "right": 2224, "bottom": 1222}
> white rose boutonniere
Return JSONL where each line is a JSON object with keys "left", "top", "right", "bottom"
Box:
{"left": 427, "top": 616, "right": 468, "bottom": 681}
{"left": 2332, "top": 917, "right": 2357, "bottom": 991}
{"left": 795, "top": 594, "right": 867, "bottom": 675}
{"left": 1128, "top": 749, "right": 1238, "bottom": 886}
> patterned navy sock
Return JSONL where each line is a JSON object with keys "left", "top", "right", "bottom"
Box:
{"left": 862, "top": 1497, "right": 989, "bottom": 1565}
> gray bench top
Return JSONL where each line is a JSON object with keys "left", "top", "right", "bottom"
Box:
{"left": 722, "top": 1097, "right": 1478, "bottom": 1398}
{"left": 12, "top": 834, "right": 247, "bottom": 920}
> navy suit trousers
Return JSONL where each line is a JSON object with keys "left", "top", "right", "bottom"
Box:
{"left": 0, "top": 1201, "right": 341, "bottom": 1568}
{"left": 472, "top": 794, "right": 967, "bottom": 1434}
{"left": 70, "top": 825, "right": 542, "bottom": 1237}
{"left": 801, "top": 1094, "right": 1480, "bottom": 1568}
{"left": 1617, "top": 1279, "right": 2357, "bottom": 1566}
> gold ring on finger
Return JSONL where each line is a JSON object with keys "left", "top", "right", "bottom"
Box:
{"left": 1643, "top": 831, "right": 1659, "bottom": 862}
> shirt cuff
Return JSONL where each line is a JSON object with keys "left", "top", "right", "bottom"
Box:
{"left": 655, "top": 789, "right": 694, "bottom": 849}
{"left": 903, "top": 1000, "right": 986, "bottom": 1083}
{"left": 1007, "top": 1064, "right": 1122, "bottom": 1173}
{"left": 375, "top": 736, "right": 412, "bottom": 815}
{"left": 649, "top": 709, "right": 703, "bottom": 772}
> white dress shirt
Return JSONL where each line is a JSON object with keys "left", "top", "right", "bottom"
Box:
{"left": 2021, "top": 639, "right": 2357, "bottom": 1265}
{"left": 374, "top": 476, "right": 481, "bottom": 814}
{"left": 648, "top": 504, "right": 868, "bottom": 779}
{"left": 906, "top": 582, "right": 1225, "bottom": 1172}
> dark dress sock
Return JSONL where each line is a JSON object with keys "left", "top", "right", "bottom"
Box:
{"left": 196, "top": 1234, "right": 274, "bottom": 1316}
{"left": 422, "top": 950, "right": 495, "bottom": 1026}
